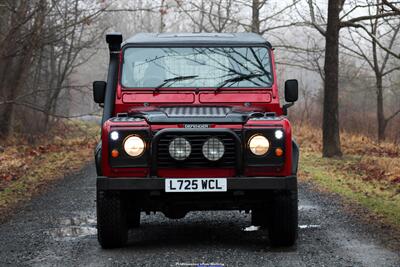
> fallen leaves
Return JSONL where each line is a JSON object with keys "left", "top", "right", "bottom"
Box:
{"left": 294, "top": 123, "right": 400, "bottom": 158}
{"left": 0, "top": 120, "right": 99, "bottom": 221}
{"left": 295, "top": 123, "right": 400, "bottom": 184}
{"left": 392, "top": 177, "right": 400, "bottom": 184}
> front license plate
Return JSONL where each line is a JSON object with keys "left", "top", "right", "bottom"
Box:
{"left": 165, "top": 178, "right": 227, "bottom": 192}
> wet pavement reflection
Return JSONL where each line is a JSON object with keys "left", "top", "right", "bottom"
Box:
{"left": 45, "top": 215, "right": 97, "bottom": 241}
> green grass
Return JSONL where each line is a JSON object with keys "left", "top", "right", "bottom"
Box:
{"left": 300, "top": 151, "right": 400, "bottom": 227}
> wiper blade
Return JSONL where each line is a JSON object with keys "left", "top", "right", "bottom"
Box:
{"left": 154, "top": 75, "right": 198, "bottom": 92}
{"left": 215, "top": 73, "right": 264, "bottom": 92}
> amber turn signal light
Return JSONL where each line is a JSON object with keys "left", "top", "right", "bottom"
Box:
{"left": 111, "top": 149, "right": 119, "bottom": 158}
{"left": 275, "top": 148, "right": 283, "bottom": 157}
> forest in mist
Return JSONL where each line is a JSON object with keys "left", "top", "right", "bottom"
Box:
{"left": 0, "top": 0, "right": 399, "bottom": 150}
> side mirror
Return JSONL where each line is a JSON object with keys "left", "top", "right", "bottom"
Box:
{"left": 284, "top": 79, "right": 298, "bottom": 103}
{"left": 283, "top": 79, "right": 298, "bottom": 115}
{"left": 93, "top": 81, "right": 106, "bottom": 104}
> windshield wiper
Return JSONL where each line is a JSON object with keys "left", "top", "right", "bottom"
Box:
{"left": 214, "top": 73, "right": 264, "bottom": 92}
{"left": 154, "top": 75, "right": 198, "bottom": 92}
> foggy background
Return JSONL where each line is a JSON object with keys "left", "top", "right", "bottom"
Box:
{"left": 0, "top": 0, "right": 399, "bottom": 141}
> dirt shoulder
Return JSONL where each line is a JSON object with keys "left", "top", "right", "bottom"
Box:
{"left": 0, "top": 120, "right": 99, "bottom": 222}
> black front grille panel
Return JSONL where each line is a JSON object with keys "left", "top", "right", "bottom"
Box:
{"left": 156, "top": 133, "right": 238, "bottom": 168}
{"left": 160, "top": 106, "right": 232, "bottom": 117}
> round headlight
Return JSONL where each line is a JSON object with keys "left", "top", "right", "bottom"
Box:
{"left": 123, "top": 135, "right": 145, "bottom": 157}
{"left": 248, "top": 134, "right": 270, "bottom": 156}
{"left": 202, "top": 137, "right": 225, "bottom": 161}
{"left": 169, "top": 137, "right": 191, "bottom": 160}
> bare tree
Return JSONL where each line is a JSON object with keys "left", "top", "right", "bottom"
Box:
{"left": 0, "top": 0, "right": 47, "bottom": 136}
{"left": 0, "top": 0, "right": 105, "bottom": 137}
{"left": 341, "top": 3, "right": 400, "bottom": 141}
{"left": 302, "top": 0, "right": 400, "bottom": 156}
{"left": 176, "top": 0, "right": 241, "bottom": 33}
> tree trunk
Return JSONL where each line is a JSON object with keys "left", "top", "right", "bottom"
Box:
{"left": 251, "top": 0, "right": 260, "bottom": 33}
{"left": 8, "top": 0, "right": 46, "bottom": 135}
{"left": 376, "top": 75, "right": 386, "bottom": 141}
{"left": 159, "top": 0, "right": 166, "bottom": 32}
{"left": 370, "top": 12, "right": 386, "bottom": 142}
{"left": 43, "top": 42, "right": 57, "bottom": 130}
{"left": 0, "top": 0, "right": 28, "bottom": 136}
{"left": 322, "top": 0, "right": 343, "bottom": 157}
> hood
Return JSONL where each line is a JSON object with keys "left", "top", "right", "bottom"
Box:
{"left": 126, "top": 106, "right": 274, "bottom": 124}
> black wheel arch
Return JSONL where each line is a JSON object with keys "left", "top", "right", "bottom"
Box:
{"left": 95, "top": 141, "right": 102, "bottom": 176}
{"left": 291, "top": 140, "right": 299, "bottom": 175}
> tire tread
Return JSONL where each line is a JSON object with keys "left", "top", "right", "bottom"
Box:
{"left": 97, "top": 190, "right": 128, "bottom": 248}
{"left": 268, "top": 189, "right": 298, "bottom": 247}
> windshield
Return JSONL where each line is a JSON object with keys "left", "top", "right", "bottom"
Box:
{"left": 121, "top": 47, "right": 273, "bottom": 88}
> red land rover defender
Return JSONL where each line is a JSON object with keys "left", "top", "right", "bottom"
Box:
{"left": 93, "top": 33, "right": 299, "bottom": 248}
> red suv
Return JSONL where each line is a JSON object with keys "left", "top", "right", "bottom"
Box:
{"left": 93, "top": 32, "right": 299, "bottom": 248}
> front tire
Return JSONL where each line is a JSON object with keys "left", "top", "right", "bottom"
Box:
{"left": 97, "top": 190, "right": 128, "bottom": 248}
{"left": 268, "top": 189, "right": 298, "bottom": 247}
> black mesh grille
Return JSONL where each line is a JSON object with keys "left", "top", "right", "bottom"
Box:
{"left": 156, "top": 132, "right": 238, "bottom": 168}
{"left": 160, "top": 106, "right": 232, "bottom": 117}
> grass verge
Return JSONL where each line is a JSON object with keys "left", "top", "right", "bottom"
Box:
{"left": 0, "top": 120, "right": 99, "bottom": 221}
{"left": 296, "top": 124, "right": 400, "bottom": 228}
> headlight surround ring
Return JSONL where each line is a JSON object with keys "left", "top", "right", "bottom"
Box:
{"left": 123, "top": 135, "right": 146, "bottom": 157}
{"left": 248, "top": 134, "right": 270, "bottom": 156}
{"left": 202, "top": 137, "right": 225, "bottom": 161}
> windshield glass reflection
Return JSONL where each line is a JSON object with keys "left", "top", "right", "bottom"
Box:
{"left": 121, "top": 47, "right": 272, "bottom": 88}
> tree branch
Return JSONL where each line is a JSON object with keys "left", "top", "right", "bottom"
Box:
{"left": 382, "top": 0, "right": 400, "bottom": 13}
{"left": 342, "top": 22, "right": 400, "bottom": 59}
{"left": 340, "top": 11, "right": 399, "bottom": 27}
{"left": 385, "top": 108, "right": 400, "bottom": 123}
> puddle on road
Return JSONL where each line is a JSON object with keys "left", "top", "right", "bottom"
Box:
{"left": 49, "top": 226, "right": 97, "bottom": 240}
{"left": 242, "top": 225, "right": 261, "bottom": 232}
{"left": 242, "top": 224, "right": 321, "bottom": 231}
{"left": 298, "top": 204, "right": 319, "bottom": 211}
{"left": 298, "top": 224, "right": 321, "bottom": 229}
{"left": 45, "top": 215, "right": 97, "bottom": 241}
{"left": 45, "top": 214, "right": 321, "bottom": 240}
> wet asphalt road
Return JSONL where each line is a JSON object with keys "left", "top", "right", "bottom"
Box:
{"left": 0, "top": 164, "right": 399, "bottom": 266}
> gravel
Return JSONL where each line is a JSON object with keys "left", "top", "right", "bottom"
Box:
{"left": 0, "top": 164, "right": 399, "bottom": 266}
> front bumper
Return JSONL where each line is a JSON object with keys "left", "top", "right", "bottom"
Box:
{"left": 97, "top": 176, "right": 297, "bottom": 191}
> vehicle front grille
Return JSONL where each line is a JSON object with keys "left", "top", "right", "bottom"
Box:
{"left": 155, "top": 132, "right": 238, "bottom": 169}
